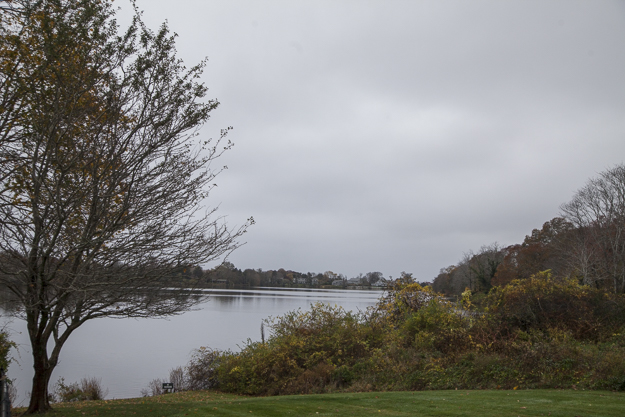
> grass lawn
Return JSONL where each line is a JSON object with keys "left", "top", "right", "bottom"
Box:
{"left": 12, "top": 389, "right": 625, "bottom": 416}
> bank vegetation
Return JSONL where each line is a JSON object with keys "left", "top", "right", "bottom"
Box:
{"left": 138, "top": 272, "right": 625, "bottom": 397}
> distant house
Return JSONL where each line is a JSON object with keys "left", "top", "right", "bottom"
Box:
{"left": 294, "top": 276, "right": 319, "bottom": 286}
{"left": 371, "top": 280, "right": 386, "bottom": 287}
{"left": 325, "top": 272, "right": 339, "bottom": 281}
{"left": 332, "top": 279, "right": 345, "bottom": 286}
{"left": 347, "top": 277, "right": 365, "bottom": 286}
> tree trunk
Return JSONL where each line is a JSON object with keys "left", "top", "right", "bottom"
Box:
{"left": 26, "top": 342, "right": 54, "bottom": 413}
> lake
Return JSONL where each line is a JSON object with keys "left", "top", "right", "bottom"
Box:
{"left": 1, "top": 287, "right": 383, "bottom": 406}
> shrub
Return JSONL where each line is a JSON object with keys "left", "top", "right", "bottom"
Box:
{"left": 142, "top": 366, "right": 191, "bottom": 397}
{"left": 141, "top": 378, "right": 164, "bottom": 397}
{"left": 0, "top": 329, "right": 15, "bottom": 371}
{"left": 186, "top": 348, "right": 221, "bottom": 390}
{"left": 55, "top": 377, "right": 108, "bottom": 402}
{"left": 375, "top": 276, "right": 436, "bottom": 325}
{"left": 266, "top": 302, "right": 374, "bottom": 369}
{"left": 206, "top": 273, "right": 625, "bottom": 395}
{"left": 168, "top": 366, "right": 188, "bottom": 391}
{"left": 485, "top": 271, "right": 625, "bottom": 340}
{"left": 400, "top": 297, "right": 468, "bottom": 352}
{"left": 215, "top": 302, "right": 382, "bottom": 395}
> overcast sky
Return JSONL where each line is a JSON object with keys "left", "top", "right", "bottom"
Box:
{"left": 124, "top": 0, "right": 625, "bottom": 281}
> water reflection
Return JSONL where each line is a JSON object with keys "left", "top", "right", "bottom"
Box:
{"left": 1, "top": 287, "right": 383, "bottom": 405}
{"left": 206, "top": 288, "right": 382, "bottom": 311}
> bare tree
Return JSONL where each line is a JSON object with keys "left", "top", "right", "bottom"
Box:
{"left": 561, "top": 164, "right": 625, "bottom": 292}
{"left": 364, "top": 271, "right": 384, "bottom": 285}
{"left": 0, "top": 0, "right": 252, "bottom": 413}
{"left": 460, "top": 243, "right": 504, "bottom": 293}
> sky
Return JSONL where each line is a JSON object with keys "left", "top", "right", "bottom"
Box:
{"left": 123, "top": 0, "right": 625, "bottom": 281}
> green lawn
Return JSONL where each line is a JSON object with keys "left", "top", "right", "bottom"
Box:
{"left": 13, "top": 389, "right": 625, "bottom": 417}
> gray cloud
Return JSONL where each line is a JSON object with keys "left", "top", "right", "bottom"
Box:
{"left": 129, "top": 0, "right": 625, "bottom": 279}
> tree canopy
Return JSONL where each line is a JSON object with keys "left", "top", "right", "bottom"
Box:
{"left": 433, "top": 164, "right": 625, "bottom": 296}
{"left": 0, "top": 0, "right": 251, "bottom": 412}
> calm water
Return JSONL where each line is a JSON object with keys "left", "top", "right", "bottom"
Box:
{"left": 1, "top": 287, "right": 382, "bottom": 406}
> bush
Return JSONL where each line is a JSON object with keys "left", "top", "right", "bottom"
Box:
{"left": 54, "top": 377, "right": 108, "bottom": 402}
{"left": 216, "top": 302, "right": 383, "bottom": 395}
{"left": 399, "top": 298, "right": 468, "bottom": 352}
{"left": 141, "top": 367, "right": 191, "bottom": 397}
{"left": 375, "top": 276, "right": 435, "bottom": 325}
{"left": 0, "top": 329, "right": 15, "bottom": 371}
{"left": 186, "top": 348, "right": 221, "bottom": 390}
{"left": 199, "top": 274, "right": 625, "bottom": 395}
{"left": 168, "top": 366, "right": 188, "bottom": 391}
{"left": 484, "top": 271, "right": 625, "bottom": 340}
{"left": 141, "top": 378, "right": 164, "bottom": 397}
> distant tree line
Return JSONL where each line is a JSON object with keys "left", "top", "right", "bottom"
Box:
{"left": 433, "top": 164, "right": 625, "bottom": 295}
{"left": 180, "top": 264, "right": 392, "bottom": 288}
{"left": 164, "top": 264, "right": 432, "bottom": 289}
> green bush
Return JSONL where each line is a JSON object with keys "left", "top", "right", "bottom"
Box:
{"left": 375, "top": 277, "right": 436, "bottom": 325}
{"left": 400, "top": 298, "right": 469, "bottom": 353}
{"left": 216, "top": 302, "right": 383, "bottom": 395}
{"left": 0, "top": 329, "right": 15, "bottom": 372}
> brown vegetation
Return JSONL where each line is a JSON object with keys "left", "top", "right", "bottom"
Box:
{"left": 434, "top": 165, "right": 625, "bottom": 296}
{"left": 172, "top": 273, "right": 625, "bottom": 396}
